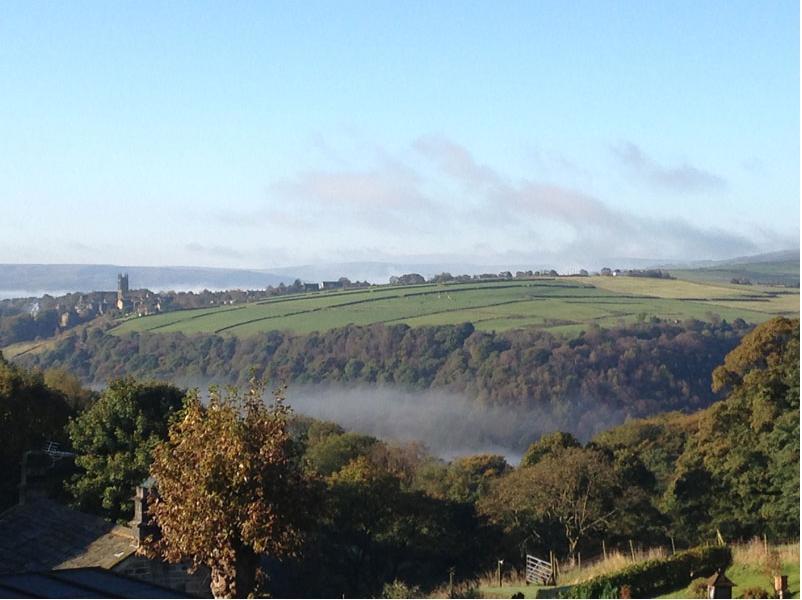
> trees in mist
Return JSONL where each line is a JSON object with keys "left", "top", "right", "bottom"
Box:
{"left": 18, "top": 319, "right": 751, "bottom": 439}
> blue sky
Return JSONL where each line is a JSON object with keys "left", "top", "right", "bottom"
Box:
{"left": 0, "top": 1, "right": 798, "bottom": 269}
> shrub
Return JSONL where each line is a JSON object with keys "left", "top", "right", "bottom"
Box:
{"left": 739, "top": 587, "right": 770, "bottom": 599}
{"left": 382, "top": 579, "right": 422, "bottom": 598}
{"left": 688, "top": 577, "right": 709, "bottom": 599}
{"left": 570, "top": 545, "right": 732, "bottom": 598}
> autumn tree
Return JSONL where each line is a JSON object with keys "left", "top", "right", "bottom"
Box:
{"left": 144, "top": 381, "right": 313, "bottom": 598}
{"left": 441, "top": 454, "right": 509, "bottom": 503}
{"left": 67, "top": 377, "right": 186, "bottom": 521}
{"left": 666, "top": 317, "right": 800, "bottom": 542}
{"left": 480, "top": 447, "right": 620, "bottom": 561}
{"left": 520, "top": 431, "right": 581, "bottom": 467}
{"left": 43, "top": 367, "right": 96, "bottom": 411}
{"left": 304, "top": 430, "right": 379, "bottom": 477}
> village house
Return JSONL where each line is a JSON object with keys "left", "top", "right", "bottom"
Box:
{"left": 0, "top": 452, "right": 211, "bottom": 597}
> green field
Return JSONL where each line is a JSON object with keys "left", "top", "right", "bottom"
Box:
{"left": 108, "top": 276, "right": 799, "bottom": 338}
{"left": 659, "top": 562, "right": 800, "bottom": 599}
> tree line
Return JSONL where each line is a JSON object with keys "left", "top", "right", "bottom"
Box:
{"left": 17, "top": 319, "right": 751, "bottom": 439}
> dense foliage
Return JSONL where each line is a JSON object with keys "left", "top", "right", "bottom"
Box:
{"left": 479, "top": 446, "right": 621, "bottom": 560}
{"left": 0, "top": 352, "right": 74, "bottom": 509}
{"left": 279, "top": 419, "right": 498, "bottom": 598}
{"left": 0, "top": 308, "right": 62, "bottom": 346}
{"left": 19, "top": 319, "right": 749, "bottom": 437}
{"left": 473, "top": 318, "right": 800, "bottom": 565}
{"left": 665, "top": 317, "right": 800, "bottom": 542}
{"left": 67, "top": 378, "right": 187, "bottom": 521}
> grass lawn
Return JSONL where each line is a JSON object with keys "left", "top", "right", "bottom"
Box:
{"left": 479, "top": 584, "right": 541, "bottom": 598}
{"left": 659, "top": 562, "right": 800, "bottom": 598}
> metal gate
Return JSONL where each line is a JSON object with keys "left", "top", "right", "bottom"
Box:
{"left": 525, "top": 554, "right": 553, "bottom": 585}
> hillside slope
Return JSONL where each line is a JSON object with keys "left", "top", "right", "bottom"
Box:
{"left": 108, "top": 277, "right": 798, "bottom": 338}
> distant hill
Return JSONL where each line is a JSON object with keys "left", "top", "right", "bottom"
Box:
{"left": 267, "top": 261, "right": 553, "bottom": 283}
{"left": 265, "top": 251, "right": 800, "bottom": 284}
{"left": 669, "top": 249, "right": 799, "bottom": 287}
{"left": 269, "top": 258, "right": 680, "bottom": 283}
{"left": 2, "top": 249, "right": 797, "bottom": 298}
{"left": 0, "top": 264, "right": 294, "bottom": 297}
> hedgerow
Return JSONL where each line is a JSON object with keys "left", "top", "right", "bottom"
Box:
{"left": 568, "top": 545, "right": 732, "bottom": 598}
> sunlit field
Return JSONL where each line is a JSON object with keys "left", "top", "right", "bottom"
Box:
{"left": 110, "top": 277, "right": 798, "bottom": 338}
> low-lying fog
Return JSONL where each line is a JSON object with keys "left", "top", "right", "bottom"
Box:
{"left": 284, "top": 384, "right": 628, "bottom": 464}
{"left": 287, "top": 385, "right": 535, "bottom": 463}
{"left": 171, "top": 381, "right": 629, "bottom": 464}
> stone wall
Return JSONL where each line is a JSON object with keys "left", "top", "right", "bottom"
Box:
{"left": 113, "top": 554, "right": 212, "bottom": 598}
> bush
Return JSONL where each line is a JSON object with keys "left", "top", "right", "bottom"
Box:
{"left": 570, "top": 545, "right": 732, "bottom": 598}
{"left": 739, "top": 587, "right": 770, "bottom": 599}
{"left": 688, "top": 577, "right": 709, "bottom": 599}
{"left": 382, "top": 579, "right": 422, "bottom": 598}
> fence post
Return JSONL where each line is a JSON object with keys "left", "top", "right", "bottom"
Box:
{"left": 629, "top": 539, "right": 636, "bottom": 561}
{"left": 578, "top": 552, "right": 581, "bottom": 571}
{"left": 448, "top": 567, "right": 455, "bottom": 598}
{"left": 602, "top": 539, "right": 607, "bottom": 561}
{"left": 670, "top": 536, "right": 676, "bottom": 555}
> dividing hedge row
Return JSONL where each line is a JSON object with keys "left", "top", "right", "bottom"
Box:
{"left": 568, "top": 545, "right": 732, "bottom": 599}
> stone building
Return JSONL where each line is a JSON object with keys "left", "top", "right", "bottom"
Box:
{"left": 116, "top": 273, "right": 132, "bottom": 312}
{"left": 0, "top": 458, "right": 211, "bottom": 597}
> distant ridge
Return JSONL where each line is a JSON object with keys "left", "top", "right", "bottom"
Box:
{"left": 665, "top": 249, "right": 799, "bottom": 287}
{"left": 1, "top": 250, "right": 797, "bottom": 296}
{"left": 262, "top": 251, "right": 800, "bottom": 283}
{"left": 718, "top": 248, "right": 799, "bottom": 265}
{"left": 660, "top": 248, "right": 799, "bottom": 269}
{"left": 0, "top": 264, "right": 294, "bottom": 296}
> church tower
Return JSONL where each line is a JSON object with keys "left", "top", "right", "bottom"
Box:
{"left": 117, "top": 273, "right": 129, "bottom": 311}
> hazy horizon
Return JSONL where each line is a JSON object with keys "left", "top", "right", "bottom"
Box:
{"left": 0, "top": 246, "right": 798, "bottom": 295}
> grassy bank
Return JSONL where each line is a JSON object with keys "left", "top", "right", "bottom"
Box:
{"left": 471, "top": 541, "right": 799, "bottom": 599}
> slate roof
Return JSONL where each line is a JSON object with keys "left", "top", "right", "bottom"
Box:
{"left": 0, "top": 567, "right": 189, "bottom": 598}
{"left": 0, "top": 497, "right": 136, "bottom": 574}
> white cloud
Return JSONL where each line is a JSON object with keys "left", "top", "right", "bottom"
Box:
{"left": 204, "top": 135, "right": 767, "bottom": 266}
{"left": 613, "top": 142, "right": 727, "bottom": 193}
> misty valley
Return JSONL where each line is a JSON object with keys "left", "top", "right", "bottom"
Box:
{"left": 0, "top": 272, "right": 798, "bottom": 598}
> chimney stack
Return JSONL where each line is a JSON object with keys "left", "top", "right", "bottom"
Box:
{"left": 130, "top": 477, "right": 157, "bottom": 545}
{"left": 18, "top": 443, "right": 76, "bottom": 504}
